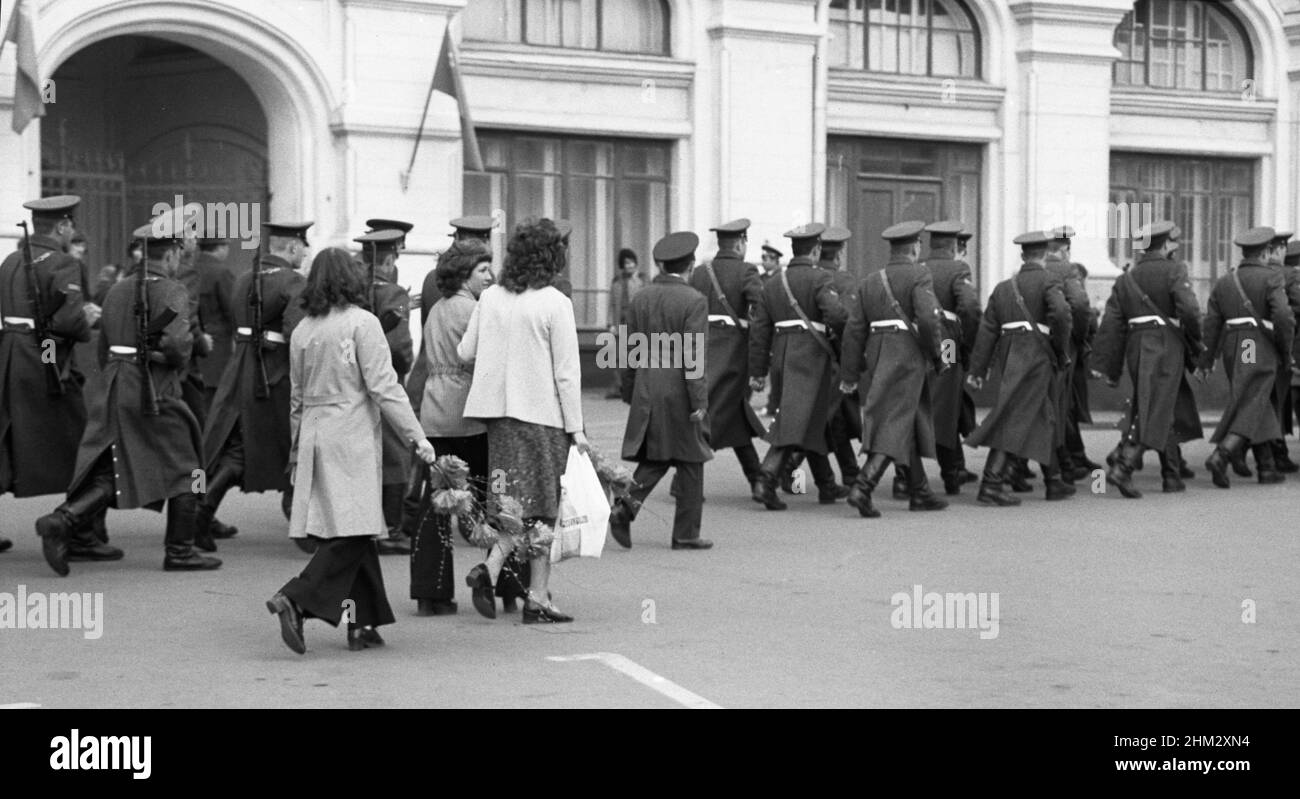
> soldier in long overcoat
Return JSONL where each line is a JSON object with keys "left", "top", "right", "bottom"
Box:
{"left": 609, "top": 232, "right": 714, "bottom": 550}
{"left": 965, "top": 231, "right": 1074, "bottom": 505}
{"left": 839, "top": 221, "right": 948, "bottom": 518}
{"left": 197, "top": 222, "right": 310, "bottom": 545}
{"left": 35, "top": 218, "right": 219, "bottom": 575}
{"left": 748, "top": 224, "right": 848, "bottom": 510}
{"left": 1092, "top": 221, "right": 1203, "bottom": 497}
{"left": 1200, "top": 226, "right": 1295, "bottom": 488}
{"left": 688, "top": 219, "right": 765, "bottom": 484}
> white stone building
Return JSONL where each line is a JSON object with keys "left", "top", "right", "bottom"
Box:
{"left": 2, "top": 0, "right": 1299, "bottom": 334}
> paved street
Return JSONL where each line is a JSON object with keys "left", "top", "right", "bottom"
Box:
{"left": 1, "top": 389, "right": 1297, "bottom": 708}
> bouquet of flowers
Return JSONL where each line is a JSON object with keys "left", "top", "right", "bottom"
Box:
{"left": 585, "top": 440, "right": 637, "bottom": 502}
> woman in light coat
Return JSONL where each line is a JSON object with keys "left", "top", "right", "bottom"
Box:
{"left": 267, "top": 248, "right": 436, "bottom": 654}
{"left": 459, "top": 218, "right": 588, "bottom": 624}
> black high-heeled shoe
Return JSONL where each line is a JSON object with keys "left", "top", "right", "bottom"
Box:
{"left": 522, "top": 599, "right": 573, "bottom": 624}
{"left": 465, "top": 563, "right": 496, "bottom": 619}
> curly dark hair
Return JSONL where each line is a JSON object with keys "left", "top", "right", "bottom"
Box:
{"left": 300, "top": 247, "right": 369, "bottom": 317}
{"left": 499, "top": 218, "right": 566, "bottom": 293}
{"left": 436, "top": 238, "right": 493, "bottom": 298}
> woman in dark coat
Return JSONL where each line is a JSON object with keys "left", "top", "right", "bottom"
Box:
{"left": 266, "top": 248, "right": 436, "bottom": 654}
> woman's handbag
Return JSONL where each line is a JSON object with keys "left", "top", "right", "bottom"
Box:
{"left": 551, "top": 446, "right": 610, "bottom": 563}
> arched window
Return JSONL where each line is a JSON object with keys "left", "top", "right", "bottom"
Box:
{"left": 464, "top": 0, "right": 670, "bottom": 56}
{"left": 829, "top": 0, "right": 979, "bottom": 79}
{"left": 1113, "top": 0, "right": 1251, "bottom": 92}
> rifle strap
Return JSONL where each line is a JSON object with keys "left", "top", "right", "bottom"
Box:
{"left": 1008, "top": 272, "right": 1060, "bottom": 367}
{"left": 1230, "top": 267, "right": 1269, "bottom": 332}
{"left": 704, "top": 261, "right": 743, "bottom": 328}
{"left": 875, "top": 270, "right": 923, "bottom": 347}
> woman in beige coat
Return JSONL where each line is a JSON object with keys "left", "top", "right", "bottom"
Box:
{"left": 267, "top": 248, "right": 436, "bottom": 654}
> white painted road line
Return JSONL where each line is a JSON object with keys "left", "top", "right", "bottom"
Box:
{"left": 549, "top": 653, "right": 723, "bottom": 709}
{"left": 0, "top": 703, "right": 41, "bottom": 709}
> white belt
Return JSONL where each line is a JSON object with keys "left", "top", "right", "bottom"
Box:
{"left": 109, "top": 345, "right": 138, "bottom": 355}
{"left": 775, "top": 319, "right": 827, "bottom": 334}
{"left": 3, "top": 316, "right": 35, "bottom": 327}
{"left": 870, "top": 320, "right": 909, "bottom": 331}
{"left": 237, "top": 327, "right": 286, "bottom": 343}
{"left": 1001, "top": 321, "right": 1050, "bottom": 335}
{"left": 1226, "top": 317, "right": 1274, "bottom": 331}
{"left": 708, "top": 314, "right": 748, "bottom": 328}
{"left": 1129, "top": 315, "right": 1181, "bottom": 328}
{"left": 941, "top": 310, "right": 959, "bottom": 323}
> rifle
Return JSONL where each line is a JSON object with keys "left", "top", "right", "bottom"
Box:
{"left": 250, "top": 235, "right": 271, "bottom": 400}
{"left": 17, "top": 222, "right": 66, "bottom": 396}
{"left": 135, "top": 236, "right": 160, "bottom": 416}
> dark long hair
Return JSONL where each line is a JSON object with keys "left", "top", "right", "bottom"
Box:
{"left": 499, "top": 218, "right": 566, "bottom": 293}
{"left": 436, "top": 238, "right": 492, "bottom": 298}
{"left": 300, "top": 247, "right": 368, "bottom": 317}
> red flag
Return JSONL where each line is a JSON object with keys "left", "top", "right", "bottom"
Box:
{"left": 432, "top": 26, "right": 484, "bottom": 173}
{"left": 3, "top": 0, "right": 46, "bottom": 134}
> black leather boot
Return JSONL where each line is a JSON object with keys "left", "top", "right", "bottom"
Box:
{"left": 808, "top": 453, "right": 848, "bottom": 503}
{"left": 736, "top": 444, "right": 762, "bottom": 486}
{"left": 35, "top": 467, "right": 116, "bottom": 577}
{"left": 1044, "top": 462, "right": 1075, "bottom": 501}
{"left": 67, "top": 523, "right": 124, "bottom": 563}
{"left": 1055, "top": 448, "right": 1079, "bottom": 485}
{"left": 892, "top": 465, "right": 910, "bottom": 500}
{"left": 1159, "top": 444, "right": 1185, "bottom": 493}
{"left": 1230, "top": 448, "right": 1253, "bottom": 478}
{"left": 195, "top": 461, "right": 242, "bottom": 553}
{"left": 1205, "top": 433, "right": 1246, "bottom": 489}
{"left": 1271, "top": 439, "right": 1299, "bottom": 473}
{"left": 1106, "top": 441, "right": 1144, "bottom": 499}
{"left": 1175, "top": 445, "right": 1194, "bottom": 479}
{"left": 846, "top": 453, "right": 891, "bottom": 518}
{"left": 907, "top": 465, "right": 948, "bottom": 512}
{"left": 753, "top": 446, "right": 789, "bottom": 510}
{"left": 163, "top": 493, "right": 222, "bottom": 571}
{"left": 977, "top": 450, "right": 1020, "bottom": 507}
{"left": 1004, "top": 456, "right": 1033, "bottom": 493}
{"left": 779, "top": 451, "right": 804, "bottom": 494}
{"left": 937, "top": 445, "right": 962, "bottom": 496}
{"left": 608, "top": 496, "right": 634, "bottom": 548}
{"left": 1254, "top": 443, "right": 1285, "bottom": 484}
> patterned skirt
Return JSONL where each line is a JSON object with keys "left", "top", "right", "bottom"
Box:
{"left": 486, "top": 416, "right": 570, "bottom": 522}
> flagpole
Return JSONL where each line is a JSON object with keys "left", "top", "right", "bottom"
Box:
{"left": 400, "top": 68, "right": 438, "bottom": 193}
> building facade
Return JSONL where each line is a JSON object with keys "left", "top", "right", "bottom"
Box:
{"left": 3, "top": 0, "right": 1300, "bottom": 331}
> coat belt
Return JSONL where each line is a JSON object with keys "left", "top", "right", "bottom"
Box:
{"left": 1129, "top": 315, "right": 1180, "bottom": 328}
{"left": 1001, "top": 321, "right": 1050, "bottom": 335}
{"left": 1225, "top": 317, "right": 1274, "bottom": 331}
{"left": 774, "top": 319, "right": 827, "bottom": 334}
{"left": 870, "top": 319, "right": 909, "bottom": 331}
{"left": 709, "top": 314, "right": 748, "bottom": 328}
{"left": 235, "top": 327, "right": 286, "bottom": 344}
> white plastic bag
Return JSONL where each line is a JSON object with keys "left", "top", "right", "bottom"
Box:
{"left": 551, "top": 446, "right": 610, "bottom": 563}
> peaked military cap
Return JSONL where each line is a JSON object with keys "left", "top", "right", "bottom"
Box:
{"left": 925, "top": 220, "right": 965, "bottom": 237}
{"left": 1286, "top": 240, "right": 1300, "bottom": 264}
{"left": 881, "top": 220, "right": 926, "bottom": 243}
{"left": 355, "top": 229, "right": 405, "bottom": 246}
{"left": 821, "top": 225, "right": 852, "bottom": 246}
{"left": 784, "top": 222, "right": 826, "bottom": 242}
{"left": 710, "top": 218, "right": 751, "bottom": 235}
{"left": 264, "top": 221, "right": 313, "bottom": 246}
{"left": 1234, "top": 226, "right": 1276, "bottom": 248}
{"left": 956, "top": 231, "right": 973, "bottom": 242}
{"left": 1013, "top": 230, "right": 1051, "bottom": 246}
{"left": 366, "top": 218, "right": 413, "bottom": 234}
{"left": 24, "top": 195, "right": 80, "bottom": 221}
{"left": 449, "top": 215, "right": 495, "bottom": 238}
{"left": 1048, "top": 225, "right": 1076, "bottom": 240}
{"left": 134, "top": 215, "right": 182, "bottom": 243}
{"left": 1137, "top": 220, "right": 1178, "bottom": 243}
{"left": 653, "top": 231, "right": 699, "bottom": 263}
{"left": 761, "top": 241, "right": 784, "bottom": 258}
{"left": 1271, "top": 229, "right": 1294, "bottom": 245}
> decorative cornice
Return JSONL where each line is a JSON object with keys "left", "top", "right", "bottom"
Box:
{"left": 1008, "top": 0, "right": 1134, "bottom": 27}
{"left": 828, "top": 72, "right": 1005, "bottom": 111}
{"left": 460, "top": 45, "right": 693, "bottom": 89}
{"left": 339, "top": 0, "right": 465, "bottom": 12}
{"left": 1110, "top": 88, "right": 1276, "bottom": 122}
{"left": 706, "top": 23, "right": 823, "bottom": 46}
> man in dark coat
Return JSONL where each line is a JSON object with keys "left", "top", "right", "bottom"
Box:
{"left": 196, "top": 222, "right": 310, "bottom": 546}
{"left": 1264, "top": 229, "right": 1300, "bottom": 473}
{"left": 1045, "top": 227, "right": 1099, "bottom": 483}
{"left": 687, "top": 218, "right": 765, "bottom": 484}
{"left": 34, "top": 218, "right": 219, "bottom": 575}
{"left": 748, "top": 223, "right": 848, "bottom": 509}
{"left": 1200, "top": 226, "right": 1296, "bottom": 487}
{"left": 839, "top": 220, "right": 948, "bottom": 518}
{"left": 1284, "top": 241, "right": 1300, "bottom": 443}
{"left": 1, "top": 195, "right": 111, "bottom": 560}
{"left": 1091, "top": 221, "right": 1204, "bottom": 497}
{"left": 356, "top": 228, "right": 419, "bottom": 557}
{"left": 919, "top": 220, "right": 981, "bottom": 495}
{"left": 609, "top": 231, "right": 713, "bottom": 550}
{"left": 196, "top": 237, "right": 237, "bottom": 409}
{"left": 818, "top": 225, "right": 863, "bottom": 490}
{"left": 965, "top": 231, "right": 1074, "bottom": 505}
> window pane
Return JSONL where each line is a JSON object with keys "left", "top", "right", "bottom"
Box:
{"left": 565, "top": 176, "right": 614, "bottom": 325}
{"left": 525, "top": 0, "right": 562, "bottom": 45}
{"left": 601, "top": 0, "right": 667, "bottom": 54}
{"left": 464, "top": 0, "right": 514, "bottom": 42}
{"left": 515, "top": 138, "right": 560, "bottom": 172}
{"left": 568, "top": 140, "right": 614, "bottom": 176}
